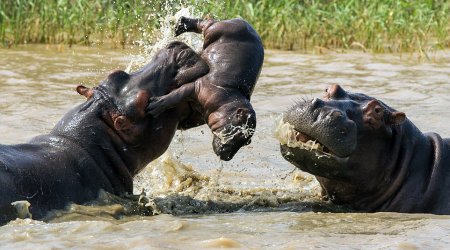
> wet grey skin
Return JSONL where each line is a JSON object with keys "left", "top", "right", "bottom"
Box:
{"left": 146, "top": 17, "right": 264, "bottom": 161}
{"left": 280, "top": 84, "right": 450, "bottom": 214}
{"left": 0, "top": 41, "right": 209, "bottom": 224}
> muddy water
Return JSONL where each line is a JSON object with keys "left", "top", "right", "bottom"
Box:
{"left": 0, "top": 45, "right": 449, "bottom": 249}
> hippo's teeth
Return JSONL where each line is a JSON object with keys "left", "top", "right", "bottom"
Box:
{"left": 274, "top": 119, "right": 331, "bottom": 155}
{"left": 297, "top": 139, "right": 324, "bottom": 151}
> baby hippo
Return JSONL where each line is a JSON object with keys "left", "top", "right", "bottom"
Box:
{"left": 147, "top": 17, "right": 264, "bottom": 161}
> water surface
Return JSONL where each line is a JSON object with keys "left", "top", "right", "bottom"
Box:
{"left": 0, "top": 45, "right": 449, "bottom": 249}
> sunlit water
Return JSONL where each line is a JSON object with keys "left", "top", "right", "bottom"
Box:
{"left": 0, "top": 44, "right": 449, "bottom": 249}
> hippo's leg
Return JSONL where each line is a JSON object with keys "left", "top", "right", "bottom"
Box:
{"left": 146, "top": 83, "right": 196, "bottom": 117}
{"left": 174, "top": 16, "right": 215, "bottom": 36}
{"left": 175, "top": 57, "right": 209, "bottom": 86}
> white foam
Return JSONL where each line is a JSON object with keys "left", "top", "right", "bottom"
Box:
{"left": 11, "top": 200, "right": 32, "bottom": 219}
{"left": 274, "top": 118, "right": 330, "bottom": 158}
{"left": 128, "top": 6, "right": 204, "bottom": 72}
{"left": 214, "top": 115, "right": 255, "bottom": 144}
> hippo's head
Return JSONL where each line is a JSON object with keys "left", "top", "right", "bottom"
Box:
{"left": 209, "top": 101, "right": 256, "bottom": 161}
{"left": 76, "top": 69, "right": 151, "bottom": 145}
{"left": 74, "top": 41, "right": 207, "bottom": 173}
{"left": 277, "top": 84, "right": 406, "bottom": 205}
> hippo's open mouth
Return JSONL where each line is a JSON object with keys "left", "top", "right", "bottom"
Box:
{"left": 274, "top": 119, "right": 333, "bottom": 156}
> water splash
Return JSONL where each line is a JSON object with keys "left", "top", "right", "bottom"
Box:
{"left": 214, "top": 161, "right": 225, "bottom": 187}
{"left": 10, "top": 201, "right": 32, "bottom": 219}
{"left": 214, "top": 115, "right": 256, "bottom": 145}
{"left": 134, "top": 151, "right": 210, "bottom": 197}
{"left": 126, "top": 5, "right": 204, "bottom": 72}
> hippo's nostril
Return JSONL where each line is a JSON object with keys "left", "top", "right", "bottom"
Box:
{"left": 339, "top": 126, "right": 348, "bottom": 135}
{"left": 346, "top": 110, "right": 353, "bottom": 118}
{"left": 330, "top": 110, "right": 343, "bottom": 119}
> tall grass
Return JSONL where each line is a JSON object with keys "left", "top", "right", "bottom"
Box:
{"left": 230, "top": 0, "right": 450, "bottom": 53}
{"left": 0, "top": 0, "right": 168, "bottom": 47}
{"left": 0, "top": 0, "right": 448, "bottom": 52}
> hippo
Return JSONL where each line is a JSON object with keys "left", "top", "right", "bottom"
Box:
{"left": 277, "top": 84, "right": 450, "bottom": 214}
{"left": 0, "top": 41, "right": 208, "bottom": 223}
{"left": 146, "top": 16, "right": 264, "bottom": 161}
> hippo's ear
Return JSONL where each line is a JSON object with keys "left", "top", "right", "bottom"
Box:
{"left": 76, "top": 85, "right": 94, "bottom": 99}
{"left": 363, "top": 100, "right": 406, "bottom": 129}
{"left": 114, "top": 116, "right": 133, "bottom": 132}
{"left": 362, "top": 100, "right": 385, "bottom": 129}
{"left": 388, "top": 111, "right": 406, "bottom": 125}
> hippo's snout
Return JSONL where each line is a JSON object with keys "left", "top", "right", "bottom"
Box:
{"left": 281, "top": 100, "right": 357, "bottom": 158}
{"left": 209, "top": 106, "right": 256, "bottom": 161}
{"left": 212, "top": 133, "right": 246, "bottom": 161}
{"left": 212, "top": 123, "right": 254, "bottom": 161}
{"left": 212, "top": 136, "right": 232, "bottom": 161}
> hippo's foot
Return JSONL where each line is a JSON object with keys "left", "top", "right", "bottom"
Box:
{"left": 174, "top": 16, "right": 203, "bottom": 36}
{"left": 147, "top": 84, "right": 196, "bottom": 117}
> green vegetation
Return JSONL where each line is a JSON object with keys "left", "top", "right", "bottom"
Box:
{"left": 0, "top": 0, "right": 449, "bottom": 52}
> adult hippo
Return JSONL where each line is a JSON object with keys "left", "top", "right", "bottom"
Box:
{"left": 276, "top": 84, "right": 450, "bottom": 214}
{"left": 147, "top": 16, "right": 264, "bottom": 161}
{"left": 0, "top": 41, "right": 208, "bottom": 223}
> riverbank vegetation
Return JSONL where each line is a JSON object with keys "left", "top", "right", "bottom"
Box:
{"left": 0, "top": 0, "right": 448, "bottom": 52}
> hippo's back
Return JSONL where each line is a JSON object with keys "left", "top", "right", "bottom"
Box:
{"left": 202, "top": 18, "right": 264, "bottom": 98}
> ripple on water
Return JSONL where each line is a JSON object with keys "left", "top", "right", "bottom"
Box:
{"left": 0, "top": 44, "right": 450, "bottom": 249}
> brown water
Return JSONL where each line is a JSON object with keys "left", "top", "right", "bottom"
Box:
{"left": 0, "top": 45, "right": 449, "bottom": 249}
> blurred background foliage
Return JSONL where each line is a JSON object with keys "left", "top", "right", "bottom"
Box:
{"left": 0, "top": 0, "right": 448, "bottom": 52}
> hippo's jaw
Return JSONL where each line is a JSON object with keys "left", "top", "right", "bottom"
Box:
{"left": 276, "top": 118, "right": 351, "bottom": 178}
{"left": 212, "top": 125, "right": 254, "bottom": 161}
{"left": 210, "top": 107, "right": 256, "bottom": 161}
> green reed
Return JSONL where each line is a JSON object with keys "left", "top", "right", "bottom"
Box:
{"left": 226, "top": 0, "right": 450, "bottom": 53}
{"left": 0, "top": 0, "right": 448, "bottom": 52}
